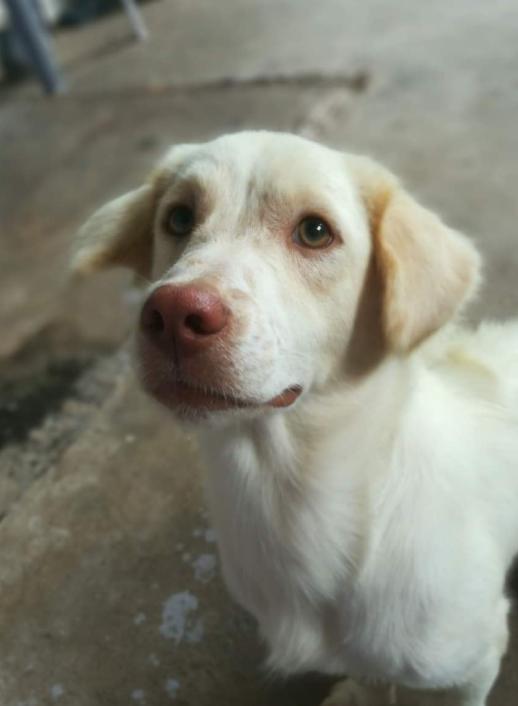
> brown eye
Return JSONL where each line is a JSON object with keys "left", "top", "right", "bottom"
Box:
{"left": 294, "top": 217, "right": 333, "bottom": 249}
{"left": 164, "top": 204, "right": 195, "bottom": 237}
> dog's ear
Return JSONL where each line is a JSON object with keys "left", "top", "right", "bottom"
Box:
{"left": 350, "top": 156, "right": 481, "bottom": 351}
{"left": 71, "top": 184, "right": 155, "bottom": 278}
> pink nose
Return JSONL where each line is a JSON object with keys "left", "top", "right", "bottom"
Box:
{"left": 140, "top": 284, "right": 229, "bottom": 357}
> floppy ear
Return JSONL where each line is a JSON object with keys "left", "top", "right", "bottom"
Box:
{"left": 71, "top": 184, "right": 155, "bottom": 278}
{"left": 350, "top": 157, "right": 481, "bottom": 351}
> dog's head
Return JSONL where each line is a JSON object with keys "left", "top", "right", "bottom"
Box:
{"left": 73, "top": 131, "right": 480, "bottom": 421}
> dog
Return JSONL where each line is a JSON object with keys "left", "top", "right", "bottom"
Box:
{"left": 72, "top": 131, "right": 518, "bottom": 705}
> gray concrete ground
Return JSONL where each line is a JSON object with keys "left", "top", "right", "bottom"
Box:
{"left": 1, "top": 1, "right": 518, "bottom": 704}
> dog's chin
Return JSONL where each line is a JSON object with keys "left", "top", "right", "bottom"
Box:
{"left": 139, "top": 375, "right": 303, "bottom": 422}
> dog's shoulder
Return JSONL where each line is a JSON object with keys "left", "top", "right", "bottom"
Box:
{"left": 420, "top": 319, "right": 518, "bottom": 408}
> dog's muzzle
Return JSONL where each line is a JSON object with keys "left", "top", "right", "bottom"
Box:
{"left": 137, "top": 283, "right": 302, "bottom": 413}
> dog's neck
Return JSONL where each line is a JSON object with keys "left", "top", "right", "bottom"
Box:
{"left": 197, "top": 353, "right": 421, "bottom": 634}
{"left": 200, "top": 353, "right": 416, "bottom": 484}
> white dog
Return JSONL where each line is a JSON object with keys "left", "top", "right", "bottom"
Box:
{"left": 73, "top": 131, "right": 518, "bottom": 705}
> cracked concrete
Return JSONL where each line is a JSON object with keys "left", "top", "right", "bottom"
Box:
{"left": 1, "top": 0, "right": 518, "bottom": 704}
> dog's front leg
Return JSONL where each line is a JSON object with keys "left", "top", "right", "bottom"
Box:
{"left": 458, "top": 647, "right": 506, "bottom": 706}
{"left": 457, "top": 595, "right": 509, "bottom": 706}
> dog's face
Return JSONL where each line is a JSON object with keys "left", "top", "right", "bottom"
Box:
{"left": 73, "top": 131, "right": 480, "bottom": 422}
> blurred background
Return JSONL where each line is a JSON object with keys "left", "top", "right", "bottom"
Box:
{"left": 1, "top": 1, "right": 517, "bottom": 705}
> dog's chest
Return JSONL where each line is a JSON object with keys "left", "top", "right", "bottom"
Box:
{"left": 204, "top": 453, "right": 358, "bottom": 673}
{"left": 201, "top": 427, "right": 420, "bottom": 678}
{"left": 200, "top": 422, "right": 468, "bottom": 683}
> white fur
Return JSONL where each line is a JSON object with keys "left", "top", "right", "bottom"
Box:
{"left": 202, "top": 325, "right": 517, "bottom": 701}
{"left": 75, "top": 132, "right": 518, "bottom": 705}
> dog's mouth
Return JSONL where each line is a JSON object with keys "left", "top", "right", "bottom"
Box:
{"left": 144, "top": 376, "right": 302, "bottom": 413}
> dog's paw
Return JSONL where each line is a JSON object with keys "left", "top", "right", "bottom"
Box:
{"left": 320, "top": 679, "right": 396, "bottom": 706}
{"left": 320, "top": 679, "right": 370, "bottom": 706}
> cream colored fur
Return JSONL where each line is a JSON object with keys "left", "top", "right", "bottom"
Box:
{"left": 73, "top": 131, "right": 518, "bottom": 706}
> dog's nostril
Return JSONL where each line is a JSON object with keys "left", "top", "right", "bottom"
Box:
{"left": 185, "top": 313, "right": 205, "bottom": 335}
{"left": 146, "top": 309, "right": 165, "bottom": 334}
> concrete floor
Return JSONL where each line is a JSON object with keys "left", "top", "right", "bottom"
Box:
{"left": 1, "top": 1, "right": 518, "bottom": 704}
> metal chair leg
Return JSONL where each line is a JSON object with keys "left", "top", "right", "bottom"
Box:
{"left": 119, "top": 0, "right": 148, "bottom": 41}
{"left": 4, "top": 0, "right": 66, "bottom": 94}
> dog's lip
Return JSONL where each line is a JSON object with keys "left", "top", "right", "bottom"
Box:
{"left": 267, "top": 385, "right": 303, "bottom": 408}
{"left": 174, "top": 379, "right": 251, "bottom": 410}
{"left": 145, "top": 376, "right": 302, "bottom": 411}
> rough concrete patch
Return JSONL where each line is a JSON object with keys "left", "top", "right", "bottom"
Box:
{"left": 0, "top": 330, "right": 130, "bottom": 520}
{"left": 0, "top": 355, "right": 90, "bottom": 449}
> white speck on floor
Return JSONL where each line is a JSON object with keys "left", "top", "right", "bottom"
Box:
{"left": 134, "top": 612, "right": 146, "bottom": 625}
{"left": 131, "top": 689, "right": 145, "bottom": 702}
{"left": 175, "top": 542, "right": 184, "bottom": 551}
{"left": 204, "top": 528, "right": 217, "bottom": 543}
{"left": 165, "top": 678, "right": 180, "bottom": 700}
{"left": 192, "top": 528, "right": 203, "bottom": 537}
{"left": 186, "top": 617, "right": 204, "bottom": 643}
{"left": 50, "top": 684, "right": 64, "bottom": 701}
{"left": 148, "top": 653, "right": 160, "bottom": 667}
{"left": 160, "top": 591, "right": 199, "bottom": 644}
{"left": 192, "top": 553, "right": 217, "bottom": 583}
{"left": 181, "top": 552, "right": 191, "bottom": 562}
{"left": 125, "top": 434, "right": 136, "bottom": 443}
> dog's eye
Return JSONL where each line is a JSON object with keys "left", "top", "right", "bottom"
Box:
{"left": 294, "top": 217, "right": 333, "bottom": 249}
{"left": 164, "top": 204, "right": 195, "bottom": 237}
